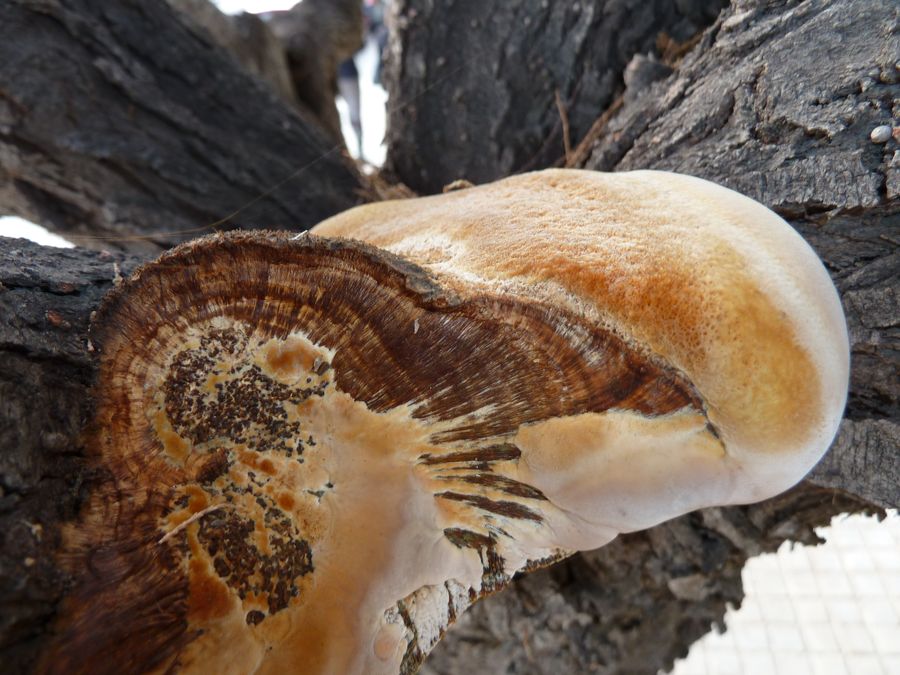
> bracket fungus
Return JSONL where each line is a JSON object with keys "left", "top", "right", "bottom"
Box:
{"left": 45, "top": 169, "right": 848, "bottom": 674}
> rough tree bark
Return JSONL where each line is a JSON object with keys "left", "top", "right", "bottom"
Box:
{"left": 0, "top": 241, "right": 143, "bottom": 672}
{"left": 166, "top": 0, "right": 297, "bottom": 104}
{"left": 171, "top": 0, "right": 368, "bottom": 149}
{"left": 384, "top": 0, "right": 729, "bottom": 193}
{"left": 0, "top": 0, "right": 363, "bottom": 254}
{"left": 0, "top": 0, "right": 898, "bottom": 673}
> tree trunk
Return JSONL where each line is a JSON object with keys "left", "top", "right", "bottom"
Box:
{"left": 0, "top": 240, "right": 141, "bottom": 672}
{"left": 384, "top": 0, "right": 729, "bottom": 194}
{"left": 166, "top": 0, "right": 298, "bottom": 104}
{"left": 1, "top": 0, "right": 897, "bottom": 673}
{"left": 0, "top": 0, "right": 364, "bottom": 255}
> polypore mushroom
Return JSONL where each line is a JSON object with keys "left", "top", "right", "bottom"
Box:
{"left": 43, "top": 169, "right": 848, "bottom": 675}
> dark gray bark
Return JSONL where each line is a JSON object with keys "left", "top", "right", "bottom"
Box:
{"left": 0, "top": 240, "right": 140, "bottom": 672}
{"left": 384, "top": 0, "right": 729, "bottom": 194}
{"left": 167, "top": 0, "right": 365, "bottom": 153}
{"left": 0, "top": 0, "right": 363, "bottom": 255}
{"left": 166, "top": 0, "right": 297, "bottom": 104}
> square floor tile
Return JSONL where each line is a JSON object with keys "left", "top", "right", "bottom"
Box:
{"left": 667, "top": 514, "right": 900, "bottom": 675}
{"left": 868, "top": 624, "right": 900, "bottom": 654}
{"left": 774, "top": 652, "right": 813, "bottom": 675}
{"left": 760, "top": 597, "right": 797, "bottom": 622}
{"left": 794, "top": 598, "right": 829, "bottom": 622}
{"left": 733, "top": 624, "right": 769, "bottom": 651}
{"left": 705, "top": 648, "right": 741, "bottom": 675}
{"left": 851, "top": 573, "right": 889, "bottom": 597}
{"left": 752, "top": 569, "right": 789, "bottom": 596}
{"left": 766, "top": 622, "right": 805, "bottom": 652}
{"left": 848, "top": 654, "right": 887, "bottom": 675}
{"left": 873, "top": 551, "right": 900, "bottom": 572}
{"left": 833, "top": 621, "right": 876, "bottom": 654}
{"left": 825, "top": 521, "right": 866, "bottom": 548}
{"left": 843, "top": 550, "right": 878, "bottom": 571}
{"left": 882, "top": 654, "right": 900, "bottom": 675}
{"left": 779, "top": 546, "right": 812, "bottom": 571}
{"left": 809, "top": 653, "right": 849, "bottom": 675}
{"left": 883, "top": 574, "right": 900, "bottom": 596}
{"left": 786, "top": 573, "right": 822, "bottom": 598}
{"left": 861, "top": 598, "right": 899, "bottom": 625}
{"left": 800, "top": 622, "right": 839, "bottom": 652}
{"left": 827, "top": 597, "right": 864, "bottom": 623}
{"left": 740, "top": 652, "right": 776, "bottom": 673}
{"left": 816, "top": 572, "right": 854, "bottom": 597}
{"left": 808, "top": 548, "right": 845, "bottom": 572}
{"left": 862, "top": 525, "right": 899, "bottom": 549}
{"left": 730, "top": 601, "right": 763, "bottom": 625}
{"left": 704, "top": 628, "right": 737, "bottom": 651}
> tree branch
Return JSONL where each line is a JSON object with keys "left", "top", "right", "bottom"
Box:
{"left": 0, "top": 0, "right": 364, "bottom": 254}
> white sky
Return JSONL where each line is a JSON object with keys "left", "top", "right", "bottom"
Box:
{"left": 213, "top": 0, "right": 298, "bottom": 14}
{"left": 0, "top": 216, "right": 73, "bottom": 248}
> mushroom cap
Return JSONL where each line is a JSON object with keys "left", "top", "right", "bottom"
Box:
{"left": 315, "top": 169, "right": 850, "bottom": 512}
{"left": 45, "top": 170, "right": 848, "bottom": 675}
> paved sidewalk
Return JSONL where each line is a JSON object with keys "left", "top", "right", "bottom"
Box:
{"left": 667, "top": 512, "right": 900, "bottom": 675}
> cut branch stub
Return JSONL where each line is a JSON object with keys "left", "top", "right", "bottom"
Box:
{"left": 46, "top": 170, "right": 848, "bottom": 675}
